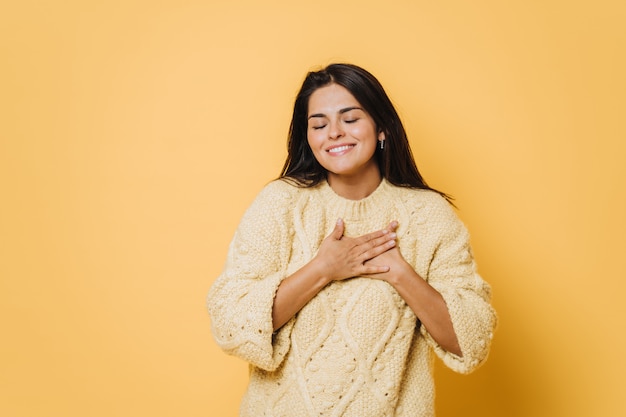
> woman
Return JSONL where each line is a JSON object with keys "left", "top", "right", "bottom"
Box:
{"left": 207, "top": 63, "right": 497, "bottom": 417}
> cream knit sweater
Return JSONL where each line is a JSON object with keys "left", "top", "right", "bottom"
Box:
{"left": 207, "top": 179, "right": 496, "bottom": 417}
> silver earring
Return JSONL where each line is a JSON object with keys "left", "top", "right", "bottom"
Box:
{"left": 379, "top": 140, "right": 385, "bottom": 150}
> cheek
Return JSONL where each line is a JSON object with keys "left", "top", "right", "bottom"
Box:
{"left": 352, "top": 127, "right": 378, "bottom": 143}
{"left": 307, "top": 131, "right": 323, "bottom": 150}
{"left": 350, "top": 123, "right": 376, "bottom": 140}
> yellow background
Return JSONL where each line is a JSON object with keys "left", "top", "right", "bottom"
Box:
{"left": 1, "top": 1, "right": 624, "bottom": 416}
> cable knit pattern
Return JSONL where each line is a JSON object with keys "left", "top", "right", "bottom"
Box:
{"left": 207, "top": 179, "right": 497, "bottom": 417}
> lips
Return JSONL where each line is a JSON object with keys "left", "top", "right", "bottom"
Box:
{"left": 327, "top": 144, "right": 355, "bottom": 154}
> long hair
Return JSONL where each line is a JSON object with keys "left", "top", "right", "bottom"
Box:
{"left": 279, "top": 63, "right": 450, "bottom": 201}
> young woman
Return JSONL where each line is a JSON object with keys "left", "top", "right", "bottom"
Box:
{"left": 207, "top": 63, "right": 497, "bottom": 417}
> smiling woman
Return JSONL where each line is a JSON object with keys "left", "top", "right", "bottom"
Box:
{"left": 207, "top": 63, "right": 497, "bottom": 417}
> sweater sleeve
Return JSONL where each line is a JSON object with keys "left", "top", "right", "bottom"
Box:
{"left": 419, "top": 197, "right": 498, "bottom": 374}
{"left": 207, "top": 181, "right": 296, "bottom": 371}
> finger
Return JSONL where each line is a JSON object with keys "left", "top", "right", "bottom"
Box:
{"left": 360, "top": 264, "right": 390, "bottom": 275}
{"left": 386, "top": 220, "right": 399, "bottom": 232}
{"left": 357, "top": 230, "right": 396, "bottom": 254}
{"left": 359, "top": 238, "right": 396, "bottom": 261}
{"left": 354, "top": 228, "right": 392, "bottom": 246}
{"left": 330, "top": 218, "right": 345, "bottom": 240}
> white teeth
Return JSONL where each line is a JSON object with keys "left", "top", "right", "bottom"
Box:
{"left": 328, "top": 145, "right": 353, "bottom": 153}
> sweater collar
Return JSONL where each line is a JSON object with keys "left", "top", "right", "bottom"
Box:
{"left": 316, "top": 178, "right": 394, "bottom": 221}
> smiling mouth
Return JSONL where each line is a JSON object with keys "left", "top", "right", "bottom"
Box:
{"left": 327, "top": 145, "right": 355, "bottom": 154}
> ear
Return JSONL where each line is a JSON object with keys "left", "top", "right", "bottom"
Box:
{"left": 378, "top": 130, "right": 386, "bottom": 141}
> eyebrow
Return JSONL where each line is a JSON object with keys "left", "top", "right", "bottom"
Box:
{"left": 308, "top": 106, "right": 364, "bottom": 120}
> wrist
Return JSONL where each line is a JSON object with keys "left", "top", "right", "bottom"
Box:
{"left": 387, "top": 262, "right": 420, "bottom": 288}
{"left": 307, "top": 257, "right": 333, "bottom": 287}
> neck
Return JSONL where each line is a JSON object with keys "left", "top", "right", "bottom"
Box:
{"left": 327, "top": 169, "right": 382, "bottom": 200}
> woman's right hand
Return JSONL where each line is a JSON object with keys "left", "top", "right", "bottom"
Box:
{"left": 312, "top": 218, "right": 397, "bottom": 283}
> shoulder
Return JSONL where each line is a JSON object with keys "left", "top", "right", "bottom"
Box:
{"left": 235, "top": 180, "right": 302, "bottom": 237}
{"left": 417, "top": 190, "right": 457, "bottom": 222}
{"left": 389, "top": 185, "right": 462, "bottom": 232}
{"left": 259, "top": 178, "right": 301, "bottom": 196}
{"left": 390, "top": 186, "right": 454, "bottom": 215}
{"left": 251, "top": 179, "right": 300, "bottom": 202}
{"left": 243, "top": 179, "right": 303, "bottom": 219}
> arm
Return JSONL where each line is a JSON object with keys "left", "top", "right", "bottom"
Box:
{"left": 367, "top": 199, "right": 497, "bottom": 374}
{"left": 422, "top": 201, "right": 497, "bottom": 373}
{"left": 207, "top": 182, "right": 296, "bottom": 371}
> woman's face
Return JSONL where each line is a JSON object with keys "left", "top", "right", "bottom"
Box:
{"left": 306, "top": 83, "right": 384, "bottom": 184}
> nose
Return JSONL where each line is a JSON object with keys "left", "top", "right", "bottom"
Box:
{"left": 328, "top": 120, "right": 344, "bottom": 140}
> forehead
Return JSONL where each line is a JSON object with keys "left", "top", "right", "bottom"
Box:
{"left": 308, "top": 84, "right": 361, "bottom": 114}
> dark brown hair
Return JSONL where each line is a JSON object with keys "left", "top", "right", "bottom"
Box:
{"left": 279, "top": 63, "right": 450, "bottom": 201}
